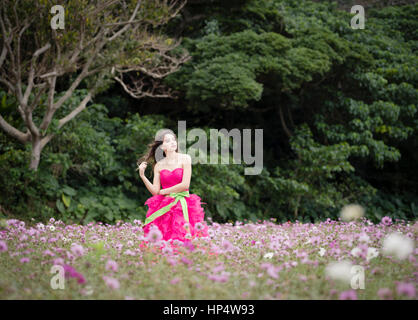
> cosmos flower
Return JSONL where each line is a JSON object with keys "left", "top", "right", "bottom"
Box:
{"left": 381, "top": 216, "right": 392, "bottom": 226}
{"left": 266, "top": 266, "right": 280, "bottom": 279}
{"left": 339, "top": 290, "right": 357, "bottom": 300}
{"left": 0, "top": 241, "right": 7, "bottom": 252}
{"left": 263, "top": 252, "right": 274, "bottom": 259}
{"left": 161, "top": 246, "right": 173, "bottom": 255}
{"left": 146, "top": 227, "right": 163, "bottom": 243}
{"left": 208, "top": 271, "right": 230, "bottom": 283}
{"left": 366, "top": 247, "right": 379, "bottom": 262}
{"left": 195, "top": 222, "right": 205, "bottom": 231}
{"left": 377, "top": 288, "right": 392, "bottom": 300}
{"left": 63, "top": 264, "right": 86, "bottom": 284}
{"left": 396, "top": 282, "right": 416, "bottom": 298}
{"left": 106, "top": 260, "right": 118, "bottom": 272}
{"left": 20, "top": 257, "right": 30, "bottom": 263}
{"left": 70, "top": 244, "right": 85, "bottom": 257}
{"left": 358, "top": 233, "right": 370, "bottom": 243}
{"left": 103, "top": 276, "right": 120, "bottom": 290}
{"left": 221, "top": 239, "right": 233, "bottom": 252}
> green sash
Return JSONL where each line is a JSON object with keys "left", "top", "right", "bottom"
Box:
{"left": 143, "top": 191, "right": 191, "bottom": 231}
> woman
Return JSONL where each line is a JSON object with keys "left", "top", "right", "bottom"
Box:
{"left": 137, "top": 129, "right": 209, "bottom": 243}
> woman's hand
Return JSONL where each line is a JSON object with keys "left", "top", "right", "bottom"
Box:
{"left": 136, "top": 161, "right": 147, "bottom": 178}
{"left": 159, "top": 189, "right": 167, "bottom": 196}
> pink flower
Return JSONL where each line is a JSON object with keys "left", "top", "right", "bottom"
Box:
{"left": 146, "top": 227, "right": 163, "bottom": 243}
{"left": 396, "top": 282, "right": 416, "bottom": 298}
{"left": 53, "top": 258, "right": 64, "bottom": 266}
{"left": 106, "top": 260, "right": 118, "bottom": 272}
{"left": 195, "top": 222, "right": 205, "bottom": 231}
{"left": 181, "top": 257, "right": 193, "bottom": 266}
{"left": 221, "top": 239, "right": 233, "bottom": 252}
{"left": 162, "top": 246, "right": 173, "bottom": 255}
{"left": 208, "top": 271, "right": 230, "bottom": 283}
{"left": 170, "top": 277, "right": 181, "bottom": 285}
{"left": 339, "top": 290, "right": 357, "bottom": 300}
{"left": 212, "top": 264, "right": 225, "bottom": 273}
{"left": 166, "top": 257, "right": 178, "bottom": 266}
{"left": 103, "top": 276, "right": 120, "bottom": 290}
{"left": 42, "top": 249, "right": 55, "bottom": 257}
{"left": 70, "top": 244, "right": 85, "bottom": 257}
{"left": 183, "top": 240, "right": 195, "bottom": 252}
{"left": 381, "top": 216, "right": 392, "bottom": 226}
{"left": 299, "top": 275, "right": 308, "bottom": 282}
{"left": 377, "top": 288, "right": 393, "bottom": 300}
{"left": 266, "top": 266, "right": 280, "bottom": 279}
{"left": 63, "top": 264, "right": 86, "bottom": 284}
{"left": 0, "top": 241, "right": 7, "bottom": 252}
{"left": 20, "top": 257, "right": 30, "bottom": 263}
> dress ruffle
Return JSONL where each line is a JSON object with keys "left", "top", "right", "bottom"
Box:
{"left": 142, "top": 193, "right": 209, "bottom": 242}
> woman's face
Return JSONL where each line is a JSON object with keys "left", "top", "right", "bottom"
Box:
{"left": 162, "top": 133, "right": 177, "bottom": 152}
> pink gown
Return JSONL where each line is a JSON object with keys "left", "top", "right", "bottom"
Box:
{"left": 142, "top": 167, "right": 209, "bottom": 242}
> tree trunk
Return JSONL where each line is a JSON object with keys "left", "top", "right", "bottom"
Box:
{"left": 29, "top": 136, "right": 42, "bottom": 171}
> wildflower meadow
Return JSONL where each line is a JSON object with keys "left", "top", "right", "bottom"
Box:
{"left": 0, "top": 213, "right": 416, "bottom": 300}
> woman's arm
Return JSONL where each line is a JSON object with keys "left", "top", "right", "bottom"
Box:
{"left": 141, "top": 163, "right": 161, "bottom": 196}
{"left": 160, "top": 154, "right": 191, "bottom": 195}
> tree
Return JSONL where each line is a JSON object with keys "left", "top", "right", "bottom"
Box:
{"left": 0, "top": 0, "right": 189, "bottom": 171}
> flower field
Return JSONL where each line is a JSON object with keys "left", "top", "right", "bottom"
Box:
{"left": 0, "top": 216, "right": 417, "bottom": 300}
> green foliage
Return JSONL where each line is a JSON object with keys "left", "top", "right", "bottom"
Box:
{"left": 1, "top": 0, "right": 417, "bottom": 225}
{"left": 163, "top": 0, "right": 418, "bottom": 223}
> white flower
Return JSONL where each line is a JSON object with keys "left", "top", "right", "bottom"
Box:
{"left": 366, "top": 247, "right": 379, "bottom": 261}
{"left": 325, "top": 260, "right": 353, "bottom": 284}
{"left": 382, "top": 232, "right": 414, "bottom": 260}
{"left": 351, "top": 247, "right": 362, "bottom": 257}
{"left": 263, "top": 252, "right": 274, "bottom": 259}
{"left": 318, "top": 248, "right": 326, "bottom": 257}
{"left": 340, "top": 204, "right": 365, "bottom": 222}
{"left": 49, "top": 225, "right": 56, "bottom": 232}
{"left": 358, "top": 233, "right": 370, "bottom": 243}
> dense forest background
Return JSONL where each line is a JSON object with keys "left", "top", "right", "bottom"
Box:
{"left": 0, "top": 0, "right": 417, "bottom": 225}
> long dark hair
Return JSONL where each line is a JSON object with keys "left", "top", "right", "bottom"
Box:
{"left": 137, "top": 129, "right": 178, "bottom": 177}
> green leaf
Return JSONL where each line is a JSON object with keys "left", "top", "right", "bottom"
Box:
{"left": 62, "top": 194, "right": 71, "bottom": 208}
{"left": 56, "top": 200, "right": 66, "bottom": 214}
{"left": 62, "top": 186, "right": 77, "bottom": 196}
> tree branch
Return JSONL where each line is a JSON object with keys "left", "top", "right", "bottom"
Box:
{"left": 0, "top": 113, "right": 30, "bottom": 143}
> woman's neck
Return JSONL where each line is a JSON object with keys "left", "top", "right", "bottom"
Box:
{"left": 165, "top": 151, "right": 178, "bottom": 164}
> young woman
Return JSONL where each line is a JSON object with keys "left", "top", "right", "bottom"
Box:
{"left": 137, "top": 129, "right": 209, "bottom": 243}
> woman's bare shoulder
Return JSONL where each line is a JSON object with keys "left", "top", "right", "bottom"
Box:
{"left": 154, "top": 160, "right": 164, "bottom": 172}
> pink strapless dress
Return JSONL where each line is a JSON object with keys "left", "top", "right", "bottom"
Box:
{"left": 142, "top": 167, "right": 209, "bottom": 242}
